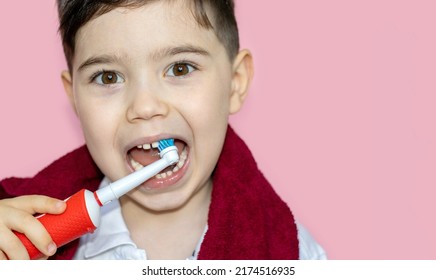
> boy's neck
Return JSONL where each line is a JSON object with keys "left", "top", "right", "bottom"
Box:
{"left": 119, "top": 180, "right": 212, "bottom": 259}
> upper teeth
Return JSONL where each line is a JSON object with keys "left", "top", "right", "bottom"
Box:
{"left": 137, "top": 142, "right": 159, "bottom": 150}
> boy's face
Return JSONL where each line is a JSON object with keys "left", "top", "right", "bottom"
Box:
{"left": 62, "top": 2, "right": 252, "bottom": 211}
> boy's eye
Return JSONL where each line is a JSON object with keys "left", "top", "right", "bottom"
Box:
{"left": 166, "top": 63, "right": 196, "bottom": 77}
{"left": 93, "top": 71, "right": 125, "bottom": 85}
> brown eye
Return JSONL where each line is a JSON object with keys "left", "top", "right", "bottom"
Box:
{"left": 93, "top": 71, "right": 125, "bottom": 85}
{"left": 102, "top": 71, "right": 117, "bottom": 84}
{"left": 167, "top": 63, "right": 196, "bottom": 77}
{"left": 173, "top": 64, "right": 189, "bottom": 76}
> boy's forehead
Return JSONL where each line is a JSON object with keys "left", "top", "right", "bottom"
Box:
{"left": 79, "top": 1, "right": 203, "bottom": 36}
{"left": 73, "top": 2, "right": 220, "bottom": 68}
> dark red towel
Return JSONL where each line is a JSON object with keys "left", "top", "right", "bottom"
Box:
{"left": 0, "top": 126, "right": 298, "bottom": 259}
{"left": 198, "top": 126, "right": 299, "bottom": 259}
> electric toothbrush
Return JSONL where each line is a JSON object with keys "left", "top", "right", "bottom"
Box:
{"left": 14, "top": 139, "right": 179, "bottom": 260}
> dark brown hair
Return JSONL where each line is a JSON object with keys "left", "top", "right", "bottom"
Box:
{"left": 56, "top": 0, "right": 239, "bottom": 71}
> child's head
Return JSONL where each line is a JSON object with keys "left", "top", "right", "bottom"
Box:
{"left": 57, "top": 0, "right": 253, "bottom": 212}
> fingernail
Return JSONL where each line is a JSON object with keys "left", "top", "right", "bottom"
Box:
{"left": 47, "top": 242, "right": 57, "bottom": 255}
{"left": 55, "top": 201, "right": 65, "bottom": 209}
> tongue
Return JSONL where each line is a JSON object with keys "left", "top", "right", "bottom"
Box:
{"left": 129, "top": 148, "right": 159, "bottom": 166}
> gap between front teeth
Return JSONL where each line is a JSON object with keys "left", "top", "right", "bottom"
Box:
{"left": 137, "top": 141, "right": 158, "bottom": 150}
{"left": 130, "top": 146, "right": 188, "bottom": 179}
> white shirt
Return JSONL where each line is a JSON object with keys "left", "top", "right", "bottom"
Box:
{"left": 73, "top": 178, "right": 327, "bottom": 260}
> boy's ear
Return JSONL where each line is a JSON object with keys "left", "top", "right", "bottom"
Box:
{"left": 229, "top": 49, "right": 254, "bottom": 114}
{"left": 61, "top": 70, "right": 78, "bottom": 115}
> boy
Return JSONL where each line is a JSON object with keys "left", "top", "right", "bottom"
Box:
{"left": 0, "top": 0, "right": 326, "bottom": 260}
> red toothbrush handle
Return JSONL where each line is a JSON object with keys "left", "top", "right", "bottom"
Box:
{"left": 14, "top": 189, "right": 98, "bottom": 260}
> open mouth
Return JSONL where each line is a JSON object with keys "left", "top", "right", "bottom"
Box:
{"left": 127, "top": 139, "right": 188, "bottom": 180}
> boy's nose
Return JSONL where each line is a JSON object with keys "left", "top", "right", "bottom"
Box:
{"left": 126, "top": 87, "right": 169, "bottom": 122}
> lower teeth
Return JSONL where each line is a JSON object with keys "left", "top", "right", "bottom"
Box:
{"left": 130, "top": 146, "right": 188, "bottom": 179}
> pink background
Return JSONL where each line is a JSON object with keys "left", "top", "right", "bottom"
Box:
{"left": 1, "top": 1, "right": 435, "bottom": 259}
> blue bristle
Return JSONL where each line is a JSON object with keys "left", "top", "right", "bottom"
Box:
{"left": 158, "top": 138, "right": 175, "bottom": 152}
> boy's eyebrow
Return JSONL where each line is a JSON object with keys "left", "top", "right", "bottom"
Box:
{"left": 77, "top": 54, "right": 123, "bottom": 72}
{"left": 150, "top": 45, "right": 210, "bottom": 61}
{"left": 77, "top": 45, "right": 210, "bottom": 72}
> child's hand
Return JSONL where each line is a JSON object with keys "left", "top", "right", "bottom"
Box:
{"left": 0, "top": 195, "right": 66, "bottom": 260}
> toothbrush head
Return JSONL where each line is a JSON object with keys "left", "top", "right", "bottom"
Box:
{"left": 158, "top": 139, "right": 179, "bottom": 165}
{"left": 158, "top": 138, "right": 175, "bottom": 152}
